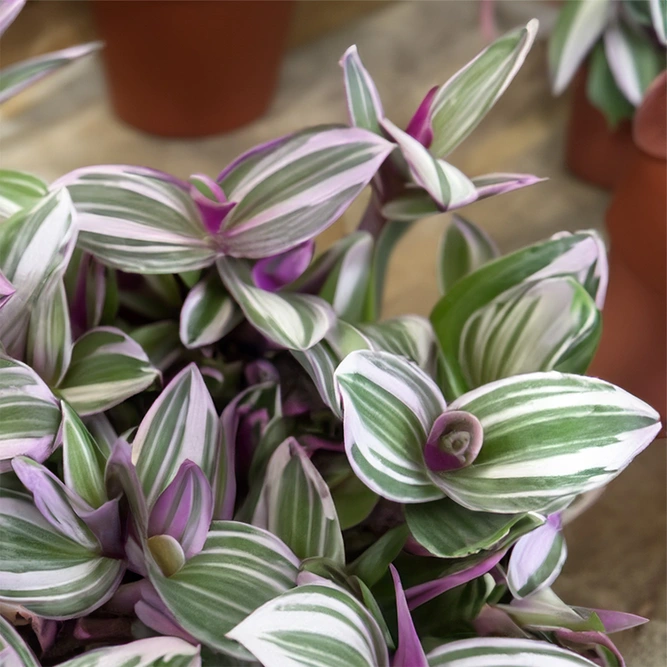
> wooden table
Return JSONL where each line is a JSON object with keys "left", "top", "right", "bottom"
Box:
{"left": 1, "top": 2, "right": 664, "bottom": 663}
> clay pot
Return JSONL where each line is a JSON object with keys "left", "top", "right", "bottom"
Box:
{"left": 589, "top": 73, "right": 666, "bottom": 422}
{"left": 92, "top": 0, "right": 294, "bottom": 138}
{"left": 565, "top": 68, "right": 634, "bottom": 189}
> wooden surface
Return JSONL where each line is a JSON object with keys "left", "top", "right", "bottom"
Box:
{"left": 1, "top": 1, "right": 664, "bottom": 663}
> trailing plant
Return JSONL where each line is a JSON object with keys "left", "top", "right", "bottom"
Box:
{"left": 0, "top": 2, "right": 660, "bottom": 665}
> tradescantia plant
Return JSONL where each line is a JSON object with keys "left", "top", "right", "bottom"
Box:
{"left": 0, "top": 1, "right": 661, "bottom": 665}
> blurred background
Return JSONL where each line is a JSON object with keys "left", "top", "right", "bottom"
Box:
{"left": 0, "top": 2, "right": 665, "bottom": 663}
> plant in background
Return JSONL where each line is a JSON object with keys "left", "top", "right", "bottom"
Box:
{"left": 0, "top": 1, "right": 661, "bottom": 665}
{"left": 549, "top": 0, "right": 666, "bottom": 125}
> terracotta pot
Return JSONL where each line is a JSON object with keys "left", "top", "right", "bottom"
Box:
{"left": 565, "top": 69, "right": 634, "bottom": 189}
{"left": 589, "top": 74, "right": 667, "bottom": 423}
{"left": 92, "top": 0, "right": 294, "bottom": 138}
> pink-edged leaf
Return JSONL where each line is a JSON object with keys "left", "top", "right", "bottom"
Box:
{"left": 507, "top": 513, "right": 567, "bottom": 598}
{"left": 188, "top": 173, "right": 236, "bottom": 235}
{"left": 11, "top": 455, "right": 99, "bottom": 550}
{"left": 252, "top": 240, "right": 315, "bottom": 292}
{"left": 0, "top": 356, "right": 61, "bottom": 474}
{"left": 405, "top": 86, "right": 438, "bottom": 147}
{"left": 406, "top": 549, "right": 506, "bottom": 609}
{"left": 339, "top": 45, "right": 384, "bottom": 134}
{"left": 134, "top": 581, "right": 198, "bottom": 645}
{"left": 472, "top": 173, "right": 546, "bottom": 199}
{"left": 390, "top": 565, "right": 428, "bottom": 667}
{"left": 423, "top": 410, "right": 483, "bottom": 472}
{"left": 217, "top": 126, "right": 394, "bottom": 258}
{"left": 0, "top": 0, "right": 24, "bottom": 38}
{"left": 148, "top": 460, "right": 213, "bottom": 559}
{"left": 0, "top": 270, "right": 14, "bottom": 311}
{"left": 579, "top": 608, "right": 648, "bottom": 634}
{"left": 555, "top": 630, "right": 625, "bottom": 667}
{"left": 0, "top": 41, "right": 101, "bottom": 105}
{"left": 77, "top": 498, "right": 123, "bottom": 560}
{"left": 381, "top": 118, "right": 477, "bottom": 211}
{"left": 0, "top": 611, "right": 40, "bottom": 667}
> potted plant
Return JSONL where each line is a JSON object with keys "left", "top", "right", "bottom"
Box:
{"left": 549, "top": 0, "right": 666, "bottom": 188}
{"left": 0, "top": 4, "right": 661, "bottom": 665}
{"left": 90, "top": 0, "right": 295, "bottom": 137}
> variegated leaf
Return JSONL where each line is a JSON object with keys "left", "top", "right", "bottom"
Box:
{"left": 26, "top": 277, "right": 71, "bottom": 386}
{"left": 340, "top": 45, "right": 384, "bottom": 134}
{"left": 54, "top": 166, "right": 217, "bottom": 273}
{"left": 0, "top": 495, "right": 124, "bottom": 619}
{"left": 549, "top": 0, "right": 611, "bottom": 95}
{"left": 57, "top": 637, "right": 201, "bottom": 667}
{"left": 149, "top": 521, "right": 299, "bottom": 659}
{"left": 436, "top": 372, "right": 661, "bottom": 514}
{"left": 0, "top": 0, "right": 25, "bottom": 38}
{"left": 650, "top": 0, "right": 667, "bottom": 45}
{"left": 381, "top": 119, "right": 477, "bottom": 211}
{"left": 508, "top": 514, "right": 567, "bottom": 598}
{"left": 431, "top": 231, "right": 608, "bottom": 400}
{"left": 0, "top": 356, "right": 61, "bottom": 473}
{"left": 132, "top": 363, "right": 219, "bottom": 509}
{"left": 253, "top": 438, "right": 344, "bottom": 564}
{"left": 335, "top": 350, "right": 446, "bottom": 503}
{"left": 58, "top": 327, "right": 159, "bottom": 416}
{"left": 603, "top": 20, "right": 664, "bottom": 106}
{"left": 0, "top": 42, "right": 101, "bottom": 104}
{"left": 429, "top": 21, "right": 539, "bottom": 157}
{"left": 218, "top": 256, "right": 335, "bottom": 351}
{"left": 405, "top": 497, "right": 544, "bottom": 558}
{"left": 62, "top": 402, "right": 108, "bottom": 509}
{"left": 438, "top": 216, "right": 499, "bottom": 294}
{"left": 217, "top": 127, "right": 394, "bottom": 258}
{"left": 0, "top": 613, "right": 40, "bottom": 667}
{"left": 179, "top": 271, "right": 240, "bottom": 349}
{"left": 427, "top": 637, "right": 598, "bottom": 666}
{"left": 227, "top": 582, "right": 390, "bottom": 667}
{"left": 0, "top": 270, "right": 14, "bottom": 312}
{"left": 0, "top": 188, "right": 76, "bottom": 358}
{"left": 0, "top": 170, "right": 47, "bottom": 221}
{"left": 459, "top": 277, "right": 600, "bottom": 388}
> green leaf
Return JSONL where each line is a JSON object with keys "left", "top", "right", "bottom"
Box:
{"left": 438, "top": 216, "right": 499, "bottom": 294}
{"left": 0, "top": 170, "right": 47, "bottom": 222}
{"left": 0, "top": 614, "right": 40, "bottom": 667}
{"left": 347, "top": 524, "right": 409, "bottom": 587}
{"left": 253, "top": 438, "right": 345, "bottom": 564}
{"left": 227, "top": 582, "right": 390, "bottom": 667}
{"left": 218, "top": 256, "right": 335, "bottom": 351}
{"left": 0, "top": 495, "right": 124, "bottom": 619}
{"left": 405, "top": 497, "right": 544, "bottom": 558}
{"left": 430, "top": 21, "right": 538, "bottom": 157}
{"left": 130, "top": 320, "right": 183, "bottom": 372}
{"left": 58, "top": 327, "right": 160, "bottom": 416}
{"left": 149, "top": 521, "right": 299, "bottom": 659}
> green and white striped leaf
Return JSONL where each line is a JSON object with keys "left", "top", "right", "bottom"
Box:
{"left": 381, "top": 119, "right": 477, "bottom": 211}
{"left": 149, "top": 521, "right": 299, "bottom": 659}
{"left": 340, "top": 45, "right": 384, "bottom": 134}
{"left": 227, "top": 582, "right": 390, "bottom": 667}
{"left": 58, "top": 637, "right": 201, "bottom": 667}
{"left": 431, "top": 231, "right": 607, "bottom": 400}
{"left": 26, "top": 277, "right": 71, "bottom": 386}
{"left": 0, "top": 170, "right": 47, "bottom": 222}
{"left": 58, "top": 327, "right": 159, "bottom": 416}
{"left": 0, "top": 614, "right": 40, "bottom": 667}
{"left": 253, "top": 438, "right": 344, "bottom": 564}
{"left": 335, "top": 350, "right": 446, "bottom": 503}
{"left": 0, "top": 356, "right": 61, "bottom": 473}
{"left": 427, "top": 637, "right": 597, "bottom": 666}
{"left": 459, "top": 277, "right": 601, "bottom": 388}
{"left": 218, "top": 256, "right": 335, "bottom": 351}
{"left": 650, "top": 0, "right": 667, "bottom": 45}
{"left": 0, "top": 495, "right": 124, "bottom": 619}
{"left": 0, "top": 188, "right": 76, "bottom": 358}
{"left": 179, "top": 271, "right": 240, "bottom": 349}
{"left": 549, "top": 0, "right": 611, "bottom": 95}
{"left": 55, "top": 166, "right": 217, "bottom": 273}
{"left": 438, "top": 216, "right": 499, "bottom": 294}
{"left": 217, "top": 127, "right": 393, "bottom": 258}
{"left": 62, "top": 401, "right": 108, "bottom": 509}
{"left": 132, "top": 363, "right": 219, "bottom": 508}
{"left": 405, "top": 497, "right": 544, "bottom": 558}
{"left": 0, "top": 42, "right": 101, "bottom": 104}
{"left": 603, "top": 20, "right": 664, "bottom": 106}
{"left": 436, "top": 372, "right": 661, "bottom": 514}
{"left": 429, "top": 21, "right": 538, "bottom": 157}
{"left": 508, "top": 515, "right": 567, "bottom": 598}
